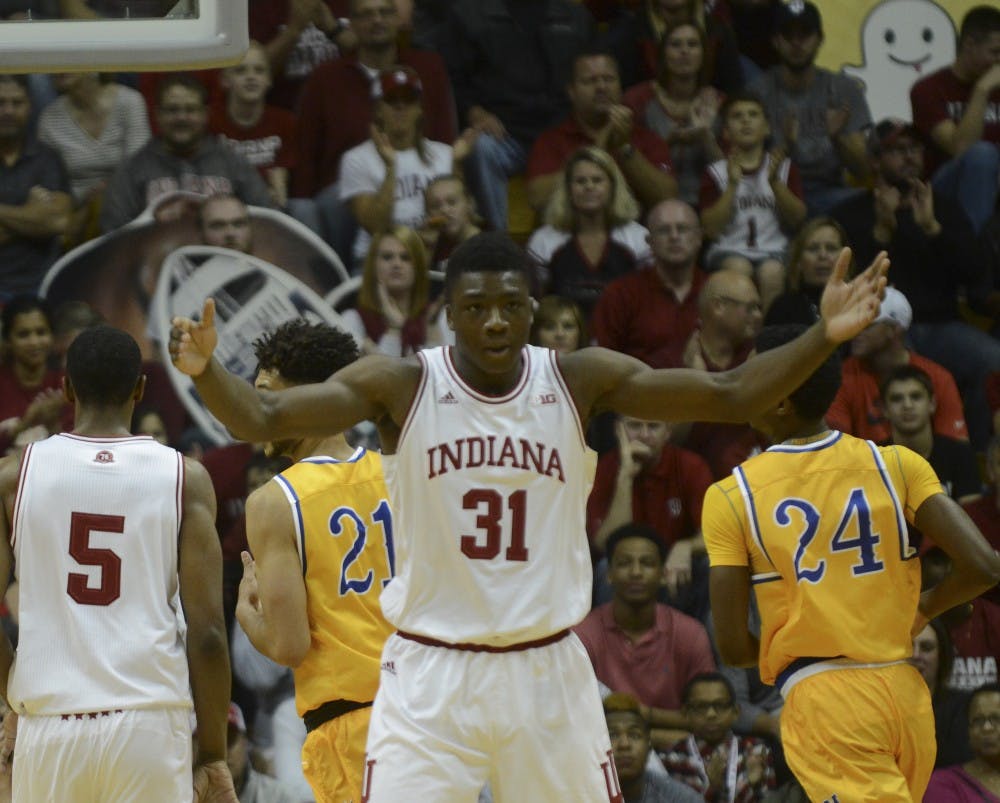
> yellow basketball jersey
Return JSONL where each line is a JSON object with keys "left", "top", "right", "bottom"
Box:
{"left": 702, "top": 431, "right": 942, "bottom": 686}
{"left": 273, "top": 449, "right": 396, "bottom": 716}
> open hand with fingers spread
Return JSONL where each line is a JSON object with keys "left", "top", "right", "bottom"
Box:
{"left": 170, "top": 298, "right": 218, "bottom": 378}
{"left": 819, "top": 248, "right": 889, "bottom": 344}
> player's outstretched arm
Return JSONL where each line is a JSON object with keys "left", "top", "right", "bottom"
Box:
{"left": 913, "top": 494, "right": 1000, "bottom": 629}
{"left": 178, "top": 459, "right": 232, "bottom": 772}
{"left": 236, "top": 483, "right": 310, "bottom": 667}
{"left": 575, "top": 249, "right": 887, "bottom": 423}
{"left": 170, "top": 299, "right": 397, "bottom": 442}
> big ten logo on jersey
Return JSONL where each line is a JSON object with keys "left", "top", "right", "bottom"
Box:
{"left": 329, "top": 499, "right": 396, "bottom": 597}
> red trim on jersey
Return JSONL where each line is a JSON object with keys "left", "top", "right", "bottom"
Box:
{"left": 443, "top": 346, "right": 532, "bottom": 404}
{"left": 396, "top": 351, "right": 431, "bottom": 451}
{"left": 58, "top": 433, "right": 156, "bottom": 444}
{"left": 549, "top": 349, "right": 587, "bottom": 448}
{"left": 175, "top": 452, "right": 185, "bottom": 554}
{"left": 10, "top": 442, "right": 34, "bottom": 549}
{"left": 397, "top": 628, "right": 569, "bottom": 653}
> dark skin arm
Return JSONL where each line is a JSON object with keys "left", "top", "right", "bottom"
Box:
{"left": 709, "top": 565, "right": 759, "bottom": 667}
{"left": 912, "top": 493, "right": 1000, "bottom": 632}
{"left": 563, "top": 248, "right": 886, "bottom": 424}
{"left": 171, "top": 249, "right": 886, "bottom": 446}
{"left": 178, "top": 459, "right": 232, "bottom": 768}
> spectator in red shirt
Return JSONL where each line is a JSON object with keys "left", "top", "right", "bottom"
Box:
{"left": 573, "top": 523, "right": 717, "bottom": 745}
{"left": 910, "top": 6, "right": 1000, "bottom": 233}
{"left": 210, "top": 42, "right": 298, "bottom": 209}
{"left": 588, "top": 414, "right": 713, "bottom": 593}
{"left": 526, "top": 51, "right": 677, "bottom": 217}
{"left": 963, "top": 436, "right": 1000, "bottom": 606}
{"left": 825, "top": 287, "right": 969, "bottom": 444}
{"left": 291, "top": 0, "right": 456, "bottom": 263}
{"left": 682, "top": 270, "right": 767, "bottom": 479}
{"left": 592, "top": 198, "right": 706, "bottom": 369}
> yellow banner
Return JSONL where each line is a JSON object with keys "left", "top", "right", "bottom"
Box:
{"left": 813, "top": 0, "right": 982, "bottom": 121}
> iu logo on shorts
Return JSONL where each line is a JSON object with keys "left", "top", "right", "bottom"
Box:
{"left": 359, "top": 757, "right": 376, "bottom": 803}
{"left": 600, "top": 749, "right": 624, "bottom": 803}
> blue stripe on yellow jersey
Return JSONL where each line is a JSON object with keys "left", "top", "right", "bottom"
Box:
{"left": 702, "top": 433, "right": 942, "bottom": 685}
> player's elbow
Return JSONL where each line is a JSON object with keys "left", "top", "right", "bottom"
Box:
{"left": 190, "top": 622, "right": 229, "bottom": 661}
{"left": 272, "top": 631, "right": 310, "bottom": 668}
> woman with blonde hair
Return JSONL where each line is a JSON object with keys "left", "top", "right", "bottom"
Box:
{"left": 765, "top": 216, "right": 851, "bottom": 326}
{"left": 340, "top": 225, "right": 449, "bottom": 357}
{"left": 527, "top": 146, "right": 651, "bottom": 322}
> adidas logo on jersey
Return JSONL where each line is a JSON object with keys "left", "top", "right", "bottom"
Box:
{"left": 94, "top": 450, "right": 115, "bottom": 464}
{"left": 381, "top": 660, "right": 397, "bottom": 676}
{"left": 438, "top": 391, "right": 458, "bottom": 404}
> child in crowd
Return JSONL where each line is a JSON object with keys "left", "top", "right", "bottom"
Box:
{"left": 700, "top": 91, "right": 806, "bottom": 312}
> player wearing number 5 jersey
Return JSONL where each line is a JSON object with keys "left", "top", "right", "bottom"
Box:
{"left": 0, "top": 326, "right": 236, "bottom": 803}
{"left": 171, "top": 232, "right": 890, "bottom": 802}
{"left": 704, "top": 325, "right": 1000, "bottom": 803}
{"left": 235, "top": 320, "right": 394, "bottom": 803}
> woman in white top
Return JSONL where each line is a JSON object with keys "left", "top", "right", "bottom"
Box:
{"left": 527, "top": 145, "right": 651, "bottom": 324}
{"left": 339, "top": 224, "right": 450, "bottom": 358}
{"left": 37, "top": 72, "right": 150, "bottom": 245}
{"left": 339, "top": 65, "right": 474, "bottom": 270}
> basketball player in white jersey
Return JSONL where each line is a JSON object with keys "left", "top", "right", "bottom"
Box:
{"left": 0, "top": 326, "right": 236, "bottom": 803}
{"left": 171, "top": 232, "right": 888, "bottom": 802}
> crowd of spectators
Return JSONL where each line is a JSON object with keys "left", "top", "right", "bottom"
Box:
{"left": 0, "top": 0, "right": 998, "bottom": 800}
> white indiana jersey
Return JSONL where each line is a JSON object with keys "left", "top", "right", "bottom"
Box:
{"left": 380, "top": 345, "right": 597, "bottom": 646}
{"left": 9, "top": 434, "right": 192, "bottom": 716}
{"left": 705, "top": 154, "right": 792, "bottom": 260}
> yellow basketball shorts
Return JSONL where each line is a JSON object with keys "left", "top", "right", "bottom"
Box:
{"left": 781, "top": 662, "right": 935, "bottom": 803}
{"left": 301, "top": 705, "right": 372, "bottom": 803}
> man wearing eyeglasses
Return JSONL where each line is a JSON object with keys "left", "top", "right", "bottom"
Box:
{"left": 100, "top": 75, "right": 274, "bottom": 232}
{"left": 593, "top": 199, "right": 707, "bottom": 370}
{"left": 682, "top": 270, "right": 767, "bottom": 480}
{"left": 660, "top": 673, "right": 776, "bottom": 802}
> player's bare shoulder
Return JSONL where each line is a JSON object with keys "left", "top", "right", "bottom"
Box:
{"left": 348, "top": 352, "right": 424, "bottom": 426}
{"left": 181, "top": 455, "right": 217, "bottom": 517}
{"left": 555, "top": 347, "right": 649, "bottom": 418}
{"left": 0, "top": 453, "right": 22, "bottom": 516}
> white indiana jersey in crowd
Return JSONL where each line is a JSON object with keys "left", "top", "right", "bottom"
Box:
{"left": 704, "top": 153, "right": 795, "bottom": 262}
{"left": 9, "top": 434, "right": 191, "bottom": 716}
{"left": 380, "top": 344, "right": 597, "bottom": 645}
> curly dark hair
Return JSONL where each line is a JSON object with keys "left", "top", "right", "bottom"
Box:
{"left": 252, "top": 319, "right": 359, "bottom": 385}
